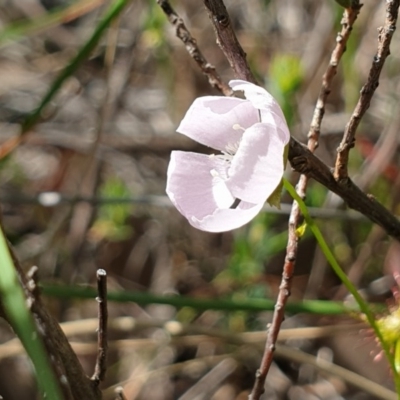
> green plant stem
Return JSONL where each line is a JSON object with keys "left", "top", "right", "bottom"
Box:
{"left": 21, "top": 0, "right": 130, "bottom": 134}
{"left": 0, "top": 228, "right": 63, "bottom": 399}
{"left": 41, "top": 283, "right": 361, "bottom": 314}
{"left": 0, "top": 0, "right": 105, "bottom": 44}
{"left": 283, "top": 178, "right": 400, "bottom": 395}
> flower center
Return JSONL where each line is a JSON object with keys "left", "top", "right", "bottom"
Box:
{"left": 209, "top": 124, "right": 245, "bottom": 209}
{"left": 207, "top": 123, "right": 245, "bottom": 210}
{"left": 208, "top": 123, "right": 244, "bottom": 175}
{"left": 223, "top": 141, "right": 240, "bottom": 157}
{"left": 209, "top": 139, "right": 240, "bottom": 163}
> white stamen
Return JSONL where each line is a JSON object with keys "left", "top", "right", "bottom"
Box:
{"left": 233, "top": 123, "right": 245, "bottom": 132}
{"left": 210, "top": 141, "right": 241, "bottom": 165}
{"left": 225, "top": 141, "right": 240, "bottom": 155}
{"left": 209, "top": 139, "right": 240, "bottom": 180}
{"left": 210, "top": 169, "right": 219, "bottom": 177}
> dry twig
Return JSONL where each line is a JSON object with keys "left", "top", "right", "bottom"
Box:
{"left": 307, "top": 4, "right": 362, "bottom": 153}
{"left": 275, "top": 344, "right": 397, "bottom": 400}
{"left": 334, "top": 0, "right": 400, "bottom": 180}
{"left": 202, "top": 0, "right": 256, "bottom": 84}
{"left": 92, "top": 269, "right": 109, "bottom": 384}
{"left": 288, "top": 137, "right": 400, "bottom": 240}
{"left": 265, "top": 4, "right": 363, "bottom": 397}
{"left": 157, "top": 0, "right": 232, "bottom": 96}
{"left": 7, "top": 248, "right": 102, "bottom": 399}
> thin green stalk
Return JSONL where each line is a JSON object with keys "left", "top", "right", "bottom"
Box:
{"left": 21, "top": 0, "right": 130, "bottom": 133}
{"left": 283, "top": 178, "right": 400, "bottom": 395}
{"left": 41, "top": 283, "right": 360, "bottom": 314}
{"left": 0, "top": 0, "right": 105, "bottom": 45}
{"left": 0, "top": 228, "right": 63, "bottom": 399}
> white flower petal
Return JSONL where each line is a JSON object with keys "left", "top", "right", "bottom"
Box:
{"left": 229, "top": 80, "right": 290, "bottom": 144}
{"left": 226, "top": 122, "right": 286, "bottom": 204}
{"left": 166, "top": 151, "right": 234, "bottom": 222}
{"left": 212, "top": 175, "right": 235, "bottom": 209}
{"left": 190, "top": 201, "right": 264, "bottom": 233}
{"left": 177, "top": 96, "right": 259, "bottom": 151}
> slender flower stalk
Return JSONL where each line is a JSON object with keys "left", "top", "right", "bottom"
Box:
{"left": 283, "top": 178, "right": 400, "bottom": 393}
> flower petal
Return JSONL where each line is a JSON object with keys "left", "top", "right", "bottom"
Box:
{"left": 166, "top": 151, "right": 234, "bottom": 221}
{"left": 177, "top": 96, "right": 259, "bottom": 151}
{"left": 229, "top": 80, "right": 290, "bottom": 144}
{"left": 226, "top": 122, "right": 286, "bottom": 204}
{"left": 190, "top": 201, "right": 264, "bottom": 233}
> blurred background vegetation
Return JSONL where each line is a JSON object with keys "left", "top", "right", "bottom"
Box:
{"left": 0, "top": 0, "right": 400, "bottom": 399}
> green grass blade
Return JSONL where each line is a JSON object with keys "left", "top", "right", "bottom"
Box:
{"left": 41, "top": 283, "right": 359, "bottom": 315}
{"left": 0, "top": 0, "right": 106, "bottom": 44}
{"left": 283, "top": 178, "right": 400, "bottom": 394}
{"left": 0, "top": 228, "right": 63, "bottom": 398}
{"left": 21, "top": 0, "right": 130, "bottom": 134}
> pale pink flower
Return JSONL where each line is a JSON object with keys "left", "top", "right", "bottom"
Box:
{"left": 166, "top": 80, "right": 290, "bottom": 232}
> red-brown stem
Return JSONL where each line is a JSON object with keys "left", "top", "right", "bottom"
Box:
{"left": 157, "top": 0, "right": 232, "bottom": 96}
{"left": 251, "top": 3, "right": 361, "bottom": 397}
{"left": 202, "top": 0, "right": 257, "bottom": 84}
{"left": 334, "top": 0, "right": 399, "bottom": 180}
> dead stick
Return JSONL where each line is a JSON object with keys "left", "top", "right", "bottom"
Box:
{"left": 92, "top": 269, "right": 108, "bottom": 383}
{"left": 307, "top": 3, "right": 362, "bottom": 153}
{"left": 7, "top": 246, "right": 102, "bottom": 399}
{"left": 250, "top": 5, "right": 362, "bottom": 397}
{"left": 203, "top": 0, "right": 256, "bottom": 83}
{"left": 289, "top": 137, "right": 400, "bottom": 241}
{"left": 334, "top": 0, "right": 399, "bottom": 180}
{"left": 157, "top": 0, "right": 232, "bottom": 96}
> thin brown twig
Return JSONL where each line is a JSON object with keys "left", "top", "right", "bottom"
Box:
{"left": 103, "top": 347, "right": 396, "bottom": 400}
{"left": 289, "top": 137, "right": 400, "bottom": 240}
{"left": 6, "top": 246, "right": 102, "bottom": 400}
{"left": 291, "top": 3, "right": 362, "bottom": 242}
{"left": 202, "top": 0, "right": 256, "bottom": 84}
{"left": 92, "top": 269, "right": 108, "bottom": 384}
{"left": 156, "top": 0, "right": 232, "bottom": 96}
{"left": 334, "top": 0, "right": 400, "bottom": 180}
{"left": 25, "top": 266, "right": 72, "bottom": 400}
{"left": 252, "top": 5, "right": 362, "bottom": 398}
{"left": 0, "top": 318, "right": 364, "bottom": 361}
{"left": 307, "top": 4, "right": 362, "bottom": 154}
{"left": 275, "top": 344, "right": 397, "bottom": 400}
